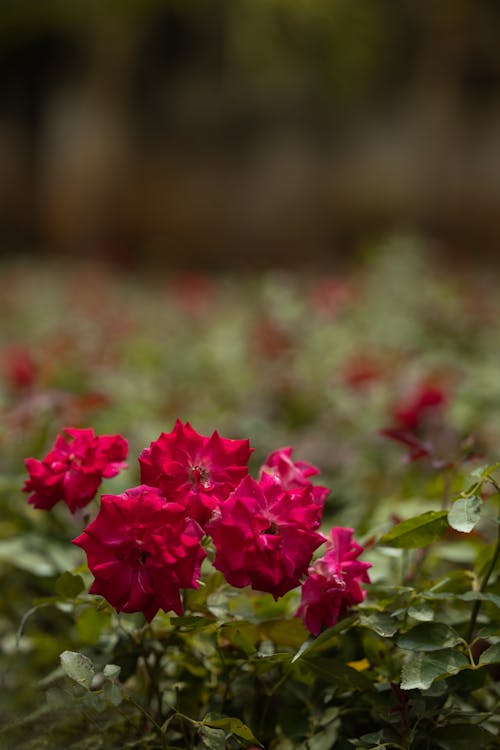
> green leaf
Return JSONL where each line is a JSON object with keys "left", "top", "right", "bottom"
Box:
{"left": 76, "top": 606, "right": 109, "bottom": 644}
{"left": 400, "top": 649, "right": 469, "bottom": 690}
{"left": 470, "top": 462, "right": 500, "bottom": 480}
{"left": 103, "top": 663, "right": 121, "bottom": 680}
{"left": 298, "top": 656, "right": 372, "bottom": 691}
{"left": 0, "top": 537, "right": 56, "bottom": 576}
{"left": 457, "top": 591, "right": 500, "bottom": 607}
{"left": 103, "top": 681, "right": 122, "bottom": 706}
{"left": 356, "top": 728, "right": 402, "bottom": 747}
{"left": 433, "top": 724, "right": 495, "bottom": 749}
{"left": 477, "top": 625, "right": 500, "bottom": 639}
{"left": 306, "top": 719, "right": 340, "bottom": 750}
{"left": 199, "top": 726, "right": 226, "bottom": 750}
{"left": 426, "top": 570, "right": 475, "bottom": 596}
{"left": 202, "top": 715, "right": 261, "bottom": 744}
{"left": 171, "top": 615, "right": 216, "bottom": 630}
{"left": 292, "top": 615, "right": 357, "bottom": 662}
{"left": 478, "top": 642, "right": 500, "bottom": 666}
{"left": 407, "top": 604, "right": 434, "bottom": 622}
{"left": 219, "top": 621, "right": 258, "bottom": 655}
{"left": 448, "top": 496, "right": 482, "bottom": 533}
{"left": 60, "top": 650, "right": 95, "bottom": 690}
{"left": 398, "top": 622, "right": 462, "bottom": 651}
{"left": 378, "top": 511, "right": 448, "bottom": 549}
{"left": 259, "top": 617, "right": 309, "bottom": 648}
{"left": 359, "top": 611, "right": 398, "bottom": 637}
{"left": 55, "top": 571, "right": 85, "bottom": 598}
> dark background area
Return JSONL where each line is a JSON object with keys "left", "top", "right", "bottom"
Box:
{"left": 1, "top": 0, "right": 500, "bottom": 268}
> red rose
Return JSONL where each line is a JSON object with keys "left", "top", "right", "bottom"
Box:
{"left": 23, "top": 427, "right": 128, "bottom": 512}
{"left": 260, "top": 446, "right": 329, "bottom": 507}
{"left": 297, "top": 527, "right": 371, "bottom": 636}
{"left": 207, "top": 474, "right": 325, "bottom": 599}
{"left": 139, "top": 419, "right": 252, "bottom": 528}
{"left": 73, "top": 485, "right": 206, "bottom": 621}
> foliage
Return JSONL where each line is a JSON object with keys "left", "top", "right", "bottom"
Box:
{"left": 0, "top": 243, "right": 499, "bottom": 748}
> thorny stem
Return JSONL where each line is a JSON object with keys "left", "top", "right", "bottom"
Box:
{"left": 466, "top": 481, "right": 500, "bottom": 643}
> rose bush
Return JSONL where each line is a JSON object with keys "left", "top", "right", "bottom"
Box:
{"left": 1, "top": 249, "right": 499, "bottom": 750}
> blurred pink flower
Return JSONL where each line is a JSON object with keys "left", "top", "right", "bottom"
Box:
{"left": 139, "top": 419, "right": 252, "bottom": 528}
{"left": 73, "top": 485, "right": 206, "bottom": 621}
{"left": 297, "top": 527, "right": 371, "bottom": 636}
{"left": 23, "top": 427, "right": 128, "bottom": 512}
{"left": 207, "top": 474, "right": 325, "bottom": 599}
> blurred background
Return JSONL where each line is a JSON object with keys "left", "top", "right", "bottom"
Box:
{"left": 1, "top": 0, "right": 500, "bottom": 268}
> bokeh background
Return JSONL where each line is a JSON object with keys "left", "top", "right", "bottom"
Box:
{"left": 1, "top": 0, "right": 500, "bottom": 268}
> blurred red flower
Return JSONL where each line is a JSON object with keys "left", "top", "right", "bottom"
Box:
{"left": 380, "top": 380, "right": 448, "bottom": 461}
{"left": 393, "top": 382, "right": 446, "bottom": 431}
{"left": 3, "top": 345, "right": 37, "bottom": 391}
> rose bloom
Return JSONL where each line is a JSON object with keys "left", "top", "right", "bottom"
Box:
{"left": 207, "top": 474, "right": 325, "bottom": 599}
{"left": 139, "top": 419, "right": 252, "bottom": 527}
{"left": 24, "top": 427, "right": 128, "bottom": 512}
{"left": 297, "top": 527, "right": 371, "bottom": 636}
{"left": 73, "top": 485, "right": 206, "bottom": 621}
{"left": 261, "top": 447, "right": 329, "bottom": 508}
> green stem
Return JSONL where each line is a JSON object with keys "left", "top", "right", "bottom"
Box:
{"left": 143, "top": 652, "right": 164, "bottom": 723}
{"left": 125, "top": 694, "right": 167, "bottom": 750}
{"left": 466, "top": 486, "right": 500, "bottom": 643}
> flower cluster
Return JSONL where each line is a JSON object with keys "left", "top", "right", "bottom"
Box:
{"left": 23, "top": 421, "right": 371, "bottom": 632}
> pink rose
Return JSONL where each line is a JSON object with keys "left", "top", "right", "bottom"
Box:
{"left": 23, "top": 427, "right": 128, "bottom": 512}
{"left": 73, "top": 485, "right": 206, "bottom": 621}
{"left": 139, "top": 419, "right": 252, "bottom": 527}
{"left": 297, "top": 527, "right": 371, "bottom": 636}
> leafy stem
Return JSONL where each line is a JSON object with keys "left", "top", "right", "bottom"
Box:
{"left": 466, "top": 479, "right": 500, "bottom": 643}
